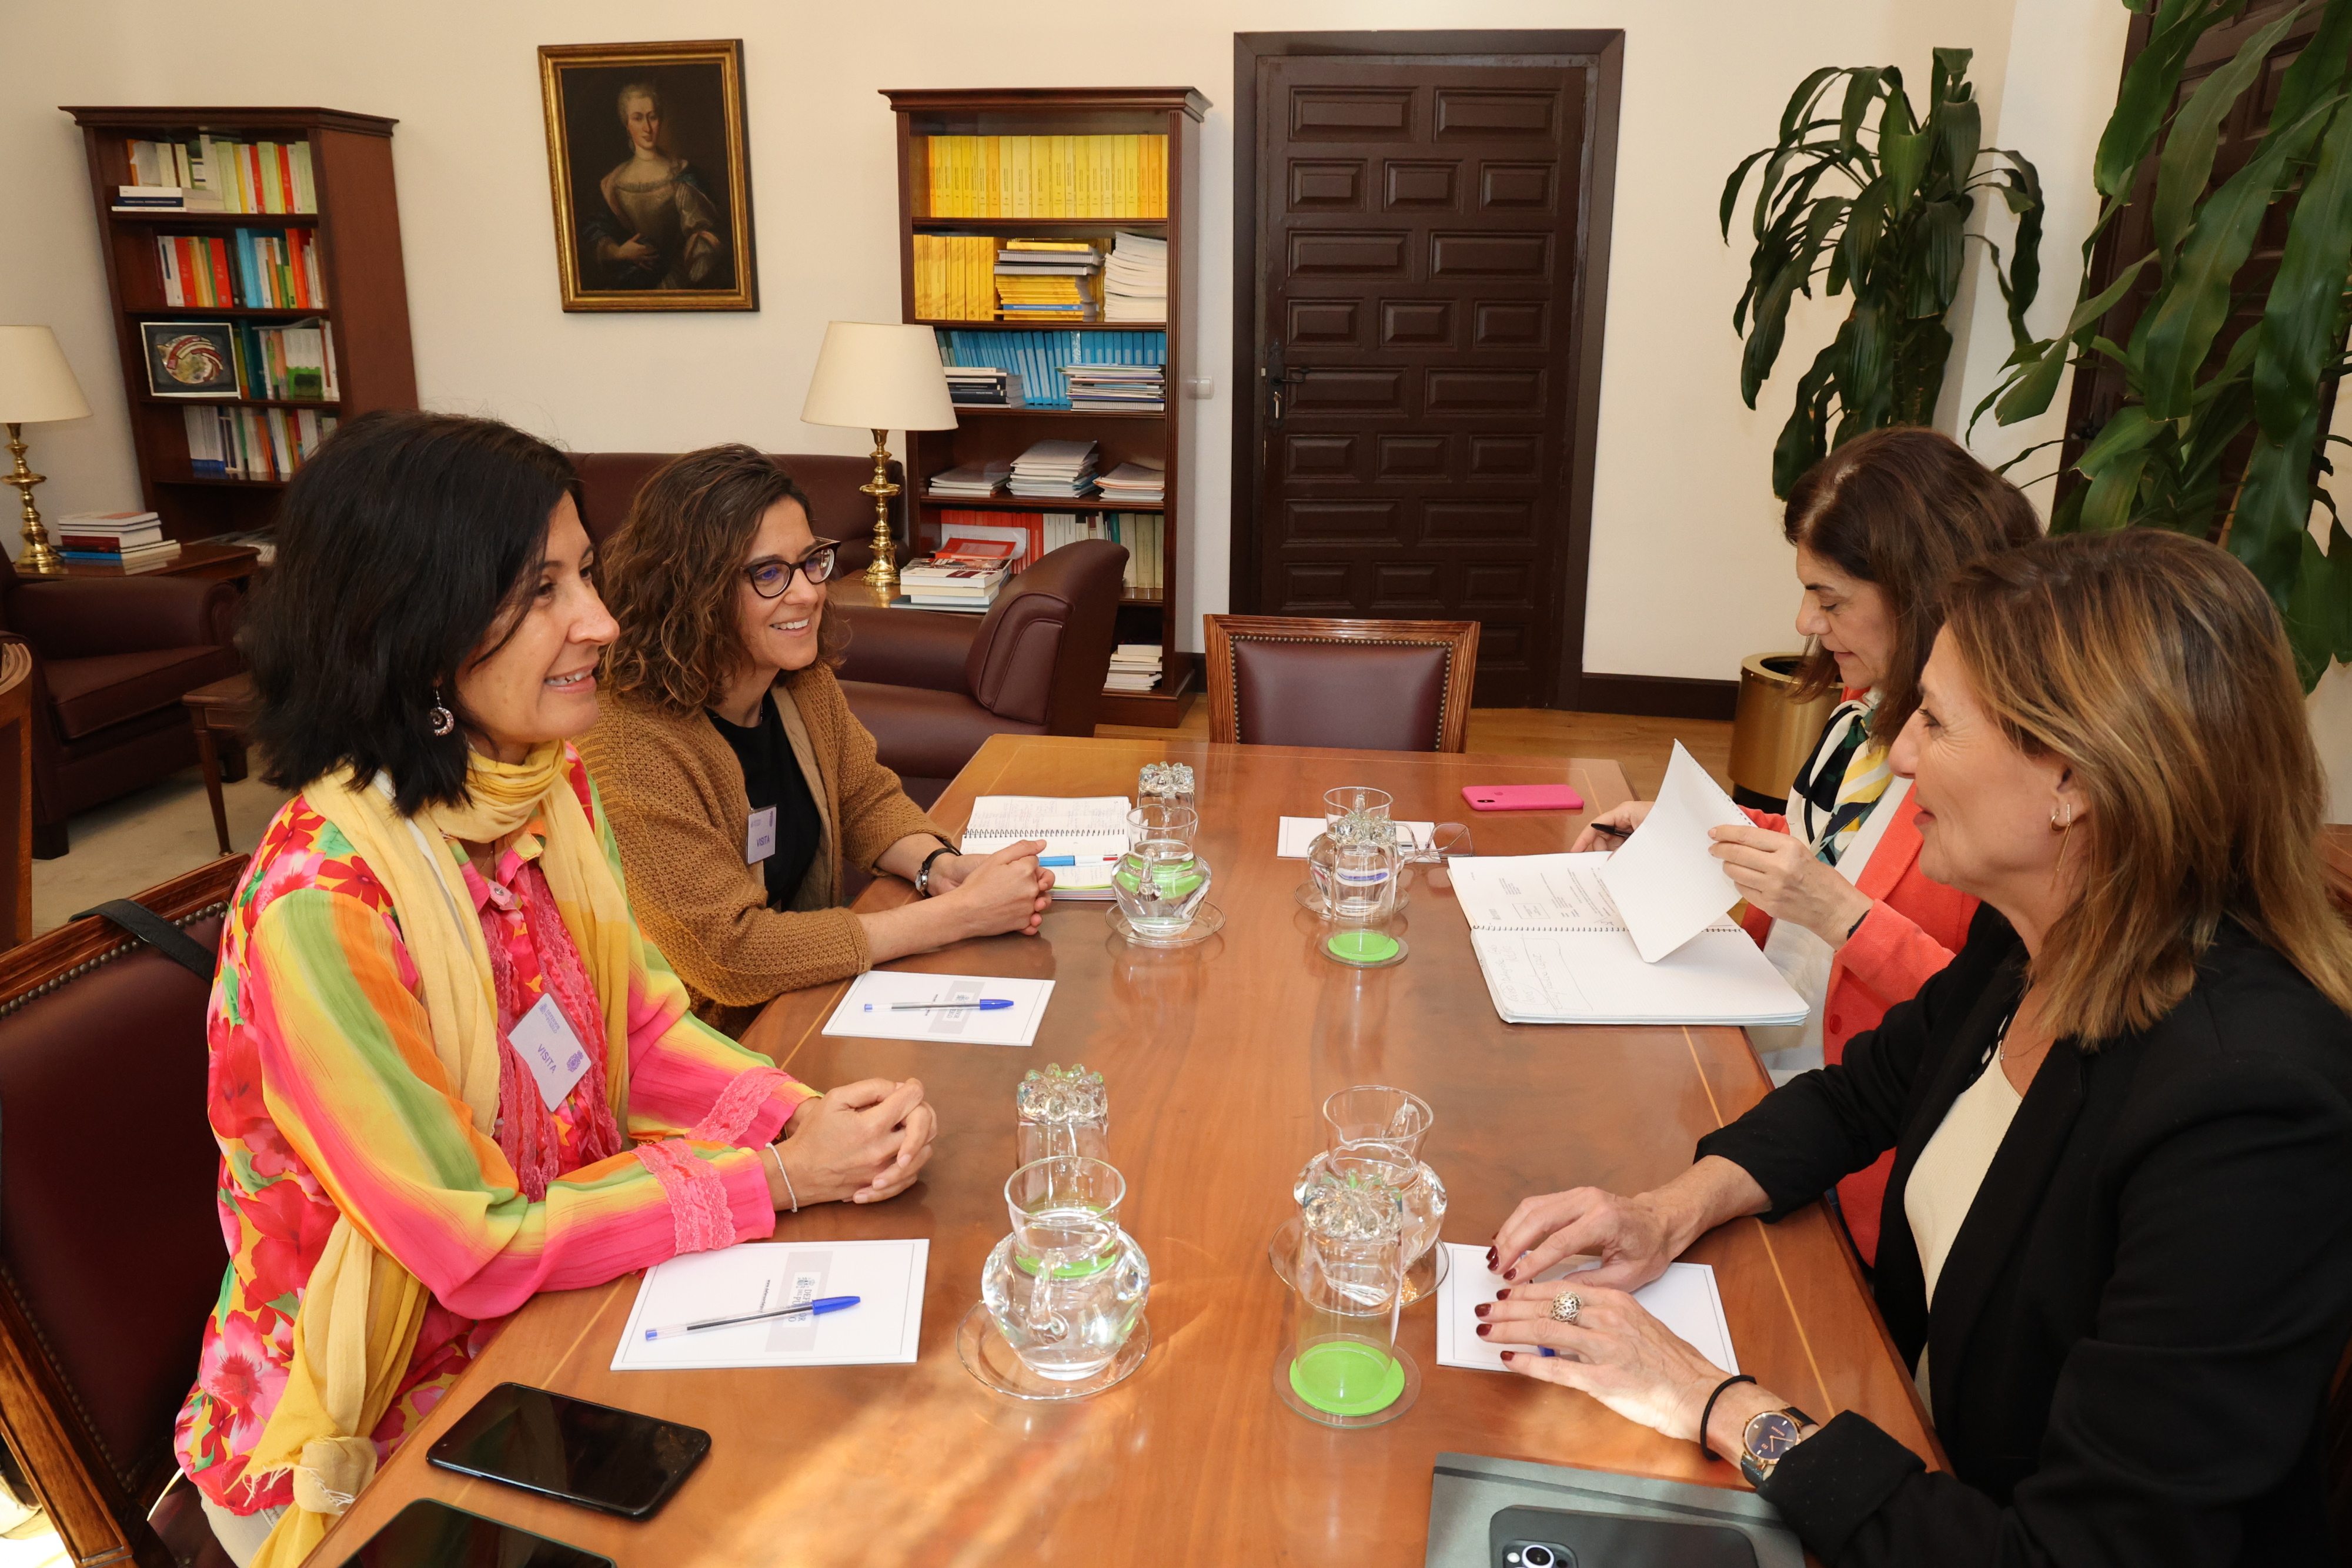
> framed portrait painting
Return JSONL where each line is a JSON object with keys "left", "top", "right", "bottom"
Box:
{"left": 539, "top": 39, "right": 758, "bottom": 311}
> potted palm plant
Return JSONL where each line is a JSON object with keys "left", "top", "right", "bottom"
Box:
{"left": 1722, "top": 48, "right": 2044, "bottom": 804}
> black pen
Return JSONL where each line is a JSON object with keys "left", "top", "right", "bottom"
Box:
{"left": 1587, "top": 821, "right": 1631, "bottom": 840}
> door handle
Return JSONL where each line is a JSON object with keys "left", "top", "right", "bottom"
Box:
{"left": 1266, "top": 340, "right": 1311, "bottom": 430}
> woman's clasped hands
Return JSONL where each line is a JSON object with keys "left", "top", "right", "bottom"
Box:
{"left": 770, "top": 1077, "right": 938, "bottom": 1208}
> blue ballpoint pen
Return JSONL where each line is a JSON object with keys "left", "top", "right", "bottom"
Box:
{"left": 1037, "top": 854, "right": 1121, "bottom": 867}
{"left": 646, "top": 1295, "right": 861, "bottom": 1340}
{"left": 888, "top": 998, "right": 1014, "bottom": 1011}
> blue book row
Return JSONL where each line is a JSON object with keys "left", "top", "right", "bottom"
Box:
{"left": 935, "top": 329, "right": 1167, "bottom": 410}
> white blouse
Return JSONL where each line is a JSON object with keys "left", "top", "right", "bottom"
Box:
{"left": 1904, "top": 1052, "right": 2023, "bottom": 1413}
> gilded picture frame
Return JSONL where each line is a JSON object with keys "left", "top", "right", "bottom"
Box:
{"left": 538, "top": 39, "right": 759, "bottom": 312}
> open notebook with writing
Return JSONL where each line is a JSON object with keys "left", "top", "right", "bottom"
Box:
{"left": 959, "top": 795, "right": 1129, "bottom": 899}
{"left": 1449, "top": 852, "right": 1808, "bottom": 1027}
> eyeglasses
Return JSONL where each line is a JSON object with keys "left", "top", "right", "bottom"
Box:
{"left": 744, "top": 540, "right": 841, "bottom": 598}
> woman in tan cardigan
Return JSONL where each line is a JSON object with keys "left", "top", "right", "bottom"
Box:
{"left": 580, "top": 445, "right": 1053, "bottom": 1035}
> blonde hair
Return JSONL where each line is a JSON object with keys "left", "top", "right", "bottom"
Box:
{"left": 1939, "top": 529, "right": 2352, "bottom": 1040}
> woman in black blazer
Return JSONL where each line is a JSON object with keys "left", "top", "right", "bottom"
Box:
{"left": 1483, "top": 530, "right": 2352, "bottom": 1566}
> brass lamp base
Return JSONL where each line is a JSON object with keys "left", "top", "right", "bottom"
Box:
{"left": 861, "top": 426, "right": 903, "bottom": 593}
{"left": 2, "top": 424, "right": 64, "bottom": 578}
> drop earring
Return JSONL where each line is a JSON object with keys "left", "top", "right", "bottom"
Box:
{"left": 428, "top": 690, "right": 455, "bottom": 737}
{"left": 2049, "top": 802, "right": 2073, "bottom": 830}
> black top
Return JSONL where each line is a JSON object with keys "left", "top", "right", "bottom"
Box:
{"left": 706, "top": 692, "right": 822, "bottom": 911}
{"left": 1699, "top": 905, "right": 2352, "bottom": 1566}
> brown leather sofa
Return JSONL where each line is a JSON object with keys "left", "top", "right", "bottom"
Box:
{"left": 0, "top": 858, "right": 242, "bottom": 1568}
{"left": 831, "top": 539, "right": 1128, "bottom": 805}
{"left": 572, "top": 450, "right": 907, "bottom": 566}
{"left": 0, "top": 560, "right": 245, "bottom": 858}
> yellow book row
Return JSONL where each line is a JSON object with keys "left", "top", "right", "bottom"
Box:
{"left": 911, "top": 235, "right": 996, "bottom": 321}
{"left": 924, "top": 135, "right": 1168, "bottom": 219}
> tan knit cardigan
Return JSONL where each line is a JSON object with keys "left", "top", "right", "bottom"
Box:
{"left": 578, "top": 663, "right": 946, "bottom": 1036}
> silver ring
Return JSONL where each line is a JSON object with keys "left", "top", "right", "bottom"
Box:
{"left": 1548, "top": 1292, "right": 1582, "bottom": 1325}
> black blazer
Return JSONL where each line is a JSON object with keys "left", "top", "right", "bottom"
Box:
{"left": 1699, "top": 906, "right": 2352, "bottom": 1566}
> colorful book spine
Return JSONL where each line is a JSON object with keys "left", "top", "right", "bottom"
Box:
{"left": 922, "top": 135, "right": 1169, "bottom": 218}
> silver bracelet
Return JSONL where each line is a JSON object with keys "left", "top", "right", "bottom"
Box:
{"left": 766, "top": 1141, "right": 798, "bottom": 1213}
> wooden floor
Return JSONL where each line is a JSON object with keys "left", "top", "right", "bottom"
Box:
{"left": 1098, "top": 705, "right": 1734, "bottom": 803}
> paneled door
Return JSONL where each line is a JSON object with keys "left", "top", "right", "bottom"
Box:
{"left": 1241, "top": 45, "right": 1615, "bottom": 707}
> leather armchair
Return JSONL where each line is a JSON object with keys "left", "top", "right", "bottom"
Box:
{"left": 571, "top": 450, "right": 907, "bottom": 568}
{"left": 0, "top": 560, "right": 245, "bottom": 857}
{"left": 834, "top": 540, "right": 1129, "bottom": 805}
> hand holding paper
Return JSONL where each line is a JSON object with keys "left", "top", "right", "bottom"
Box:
{"left": 1595, "top": 741, "right": 1752, "bottom": 962}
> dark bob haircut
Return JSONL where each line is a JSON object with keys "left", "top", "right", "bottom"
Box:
{"left": 1782, "top": 424, "right": 2042, "bottom": 740}
{"left": 243, "top": 409, "right": 580, "bottom": 814}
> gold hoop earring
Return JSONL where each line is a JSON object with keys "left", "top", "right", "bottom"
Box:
{"left": 2049, "top": 803, "right": 2072, "bottom": 831}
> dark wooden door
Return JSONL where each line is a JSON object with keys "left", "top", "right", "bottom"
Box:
{"left": 1245, "top": 53, "right": 1601, "bottom": 707}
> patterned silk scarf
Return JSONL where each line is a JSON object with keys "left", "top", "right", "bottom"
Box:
{"left": 1791, "top": 695, "right": 1895, "bottom": 867}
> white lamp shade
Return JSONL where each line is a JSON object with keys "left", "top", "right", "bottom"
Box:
{"left": 801, "top": 322, "right": 957, "bottom": 433}
{"left": 0, "top": 327, "right": 91, "bottom": 424}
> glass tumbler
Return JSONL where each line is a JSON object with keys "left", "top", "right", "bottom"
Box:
{"left": 980, "top": 1157, "right": 1150, "bottom": 1382}
{"left": 1324, "top": 1083, "right": 1434, "bottom": 1161}
{"left": 1279, "top": 1180, "right": 1419, "bottom": 1426}
{"left": 1313, "top": 831, "right": 1401, "bottom": 965}
{"left": 1015, "top": 1062, "right": 1110, "bottom": 1165}
{"left": 1113, "top": 805, "right": 1211, "bottom": 938}
{"left": 1322, "top": 785, "right": 1393, "bottom": 829}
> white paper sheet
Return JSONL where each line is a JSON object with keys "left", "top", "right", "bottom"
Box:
{"left": 1435, "top": 1243, "right": 1738, "bottom": 1375}
{"left": 822, "top": 971, "right": 1054, "bottom": 1047}
{"left": 1448, "top": 851, "right": 1627, "bottom": 930}
{"left": 613, "top": 1239, "right": 929, "bottom": 1370}
{"left": 1276, "top": 815, "right": 1439, "bottom": 859}
{"left": 1595, "top": 741, "right": 1752, "bottom": 962}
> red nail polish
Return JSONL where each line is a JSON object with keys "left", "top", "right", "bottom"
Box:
{"left": 1500, "top": 1350, "right": 1515, "bottom": 1361}
{"left": 1504, "top": 1267, "right": 1518, "bottom": 1280}
{"left": 1485, "top": 1248, "right": 1498, "bottom": 1266}
{"left": 1476, "top": 1324, "right": 1492, "bottom": 1338}
{"left": 1474, "top": 1303, "right": 1490, "bottom": 1319}
{"left": 1495, "top": 1289, "right": 1509, "bottom": 1300}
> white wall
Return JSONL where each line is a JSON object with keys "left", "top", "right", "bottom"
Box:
{"left": 0, "top": 0, "right": 2127, "bottom": 680}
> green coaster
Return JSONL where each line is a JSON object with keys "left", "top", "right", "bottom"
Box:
{"left": 1287, "top": 1340, "right": 1406, "bottom": 1416}
{"left": 1325, "top": 930, "right": 1401, "bottom": 965}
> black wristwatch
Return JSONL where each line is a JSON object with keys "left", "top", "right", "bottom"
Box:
{"left": 1737, "top": 1405, "right": 1816, "bottom": 1486}
{"left": 914, "top": 841, "right": 957, "bottom": 898}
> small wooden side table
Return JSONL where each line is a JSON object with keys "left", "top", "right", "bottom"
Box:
{"left": 183, "top": 673, "right": 258, "bottom": 855}
{"left": 55, "top": 540, "right": 262, "bottom": 584}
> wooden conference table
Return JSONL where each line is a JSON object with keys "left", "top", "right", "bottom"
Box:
{"left": 320, "top": 735, "right": 1936, "bottom": 1567}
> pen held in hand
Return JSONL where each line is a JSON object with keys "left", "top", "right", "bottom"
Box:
{"left": 1587, "top": 821, "right": 1631, "bottom": 840}
{"left": 645, "top": 1295, "right": 861, "bottom": 1340}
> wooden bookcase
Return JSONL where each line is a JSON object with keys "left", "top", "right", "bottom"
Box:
{"left": 62, "top": 106, "right": 417, "bottom": 544}
{"left": 882, "top": 87, "right": 1207, "bottom": 728}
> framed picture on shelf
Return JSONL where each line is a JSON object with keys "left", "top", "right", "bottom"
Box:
{"left": 538, "top": 39, "right": 758, "bottom": 312}
{"left": 138, "top": 321, "right": 239, "bottom": 397}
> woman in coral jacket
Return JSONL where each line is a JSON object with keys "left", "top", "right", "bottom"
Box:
{"left": 1573, "top": 426, "right": 2039, "bottom": 1260}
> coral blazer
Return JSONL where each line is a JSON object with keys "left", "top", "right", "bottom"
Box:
{"left": 1738, "top": 791, "right": 1977, "bottom": 1262}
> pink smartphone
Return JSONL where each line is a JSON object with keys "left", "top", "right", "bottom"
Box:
{"left": 1462, "top": 784, "right": 1585, "bottom": 813}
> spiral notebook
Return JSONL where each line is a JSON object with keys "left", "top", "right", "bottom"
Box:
{"left": 1449, "top": 852, "right": 1808, "bottom": 1027}
{"left": 959, "top": 794, "right": 1130, "bottom": 899}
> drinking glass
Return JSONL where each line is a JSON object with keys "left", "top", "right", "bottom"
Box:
{"left": 1113, "top": 807, "right": 1212, "bottom": 938}
{"left": 1322, "top": 785, "right": 1392, "bottom": 828}
{"left": 980, "top": 1157, "right": 1150, "bottom": 1382}
{"left": 1323, "top": 1083, "right": 1433, "bottom": 1160}
{"left": 1278, "top": 1179, "right": 1418, "bottom": 1426}
{"left": 1015, "top": 1063, "right": 1110, "bottom": 1165}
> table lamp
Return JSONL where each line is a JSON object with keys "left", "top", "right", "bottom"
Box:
{"left": 800, "top": 321, "right": 957, "bottom": 593}
{"left": 0, "top": 326, "right": 92, "bottom": 579}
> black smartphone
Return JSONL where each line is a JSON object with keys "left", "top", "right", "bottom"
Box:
{"left": 1490, "top": 1503, "right": 1759, "bottom": 1567}
{"left": 337, "top": 1499, "right": 612, "bottom": 1567}
{"left": 426, "top": 1381, "right": 710, "bottom": 1520}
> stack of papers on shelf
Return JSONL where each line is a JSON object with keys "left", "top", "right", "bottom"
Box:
{"left": 1103, "top": 231, "right": 1167, "bottom": 322}
{"left": 1094, "top": 460, "right": 1166, "bottom": 505}
{"left": 1065, "top": 363, "right": 1165, "bottom": 413}
{"left": 1449, "top": 852, "right": 1808, "bottom": 1027}
{"left": 1008, "top": 439, "right": 1100, "bottom": 498}
{"left": 208, "top": 527, "right": 278, "bottom": 566}
{"left": 997, "top": 240, "right": 1101, "bottom": 321}
{"left": 934, "top": 536, "right": 1020, "bottom": 569}
{"left": 898, "top": 558, "right": 1009, "bottom": 611}
{"left": 56, "top": 510, "right": 182, "bottom": 567}
{"left": 1105, "top": 643, "right": 1162, "bottom": 693}
{"left": 927, "top": 462, "right": 1011, "bottom": 499}
{"left": 943, "top": 367, "right": 1025, "bottom": 408}
{"left": 960, "top": 794, "right": 1131, "bottom": 898}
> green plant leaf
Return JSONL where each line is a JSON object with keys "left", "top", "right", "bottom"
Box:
{"left": 2080, "top": 448, "right": 2154, "bottom": 531}
{"left": 2267, "top": 0, "right": 2352, "bottom": 140}
{"left": 1882, "top": 123, "right": 1930, "bottom": 213}
{"left": 2151, "top": 5, "right": 2305, "bottom": 269}
{"left": 2330, "top": 518, "right": 2352, "bottom": 661}
{"left": 1840, "top": 295, "right": 1894, "bottom": 429}
{"left": 2077, "top": 403, "right": 2167, "bottom": 472}
{"left": 1719, "top": 146, "right": 1778, "bottom": 239}
{"left": 1780, "top": 65, "right": 1847, "bottom": 142}
{"left": 2254, "top": 100, "right": 2352, "bottom": 439}
{"left": 1932, "top": 47, "right": 1975, "bottom": 105}
{"left": 1982, "top": 252, "right": 2159, "bottom": 429}
{"left": 1838, "top": 68, "right": 1885, "bottom": 152}
{"left": 1991, "top": 436, "right": 2070, "bottom": 476}
{"left": 1938, "top": 97, "right": 1982, "bottom": 196}
{"left": 2284, "top": 530, "right": 2338, "bottom": 687}
{"left": 1917, "top": 199, "right": 1967, "bottom": 315}
{"left": 2231, "top": 402, "right": 2326, "bottom": 606}
{"left": 1772, "top": 340, "right": 1843, "bottom": 498}
{"left": 1984, "top": 152, "right": 2046, "bottom": 346}
{"left": 2049, "top": 481, "right": 2089, "bottom": 536}
{"left": 1740, "top": 246, "right": 1816, "bottom": 405}
{"left": 2096, "top": 0, "right": 2241, "bottom": 197}
{"left": 2137, "top": 98, "right": 2338, "bottom": 419}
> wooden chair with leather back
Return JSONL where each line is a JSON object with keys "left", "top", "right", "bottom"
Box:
{"left": 0, "top": 856, "right": 245, "bottom": 1568}
{"left": 1204, "top": 615, "right": 1479, "bottom": 753}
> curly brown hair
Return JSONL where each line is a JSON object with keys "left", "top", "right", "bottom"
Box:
{"left": 599, "top": 446, "right": 846, "bottom": 714}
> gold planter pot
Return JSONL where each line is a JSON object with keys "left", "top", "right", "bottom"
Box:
{"left": 1729, "top": 654, "right": 1838, "bottom": 811}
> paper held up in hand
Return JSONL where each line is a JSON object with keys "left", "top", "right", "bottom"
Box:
{"left": 1596, "top": 741, "right": 1753, "bottom": 962}
{"left": 613, "top": 1239, "right": 928, "bottom": 1371}
{"left": 1432, "top": 1242, "right": 1737, "bottom": 1375}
